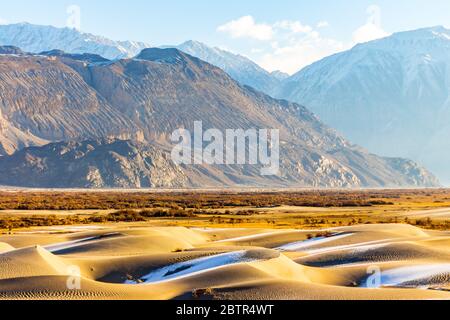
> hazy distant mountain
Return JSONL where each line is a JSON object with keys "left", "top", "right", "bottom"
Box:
{"left": 0, "top": 46, "right": 439, "bottom": 188}
{"left": 167, "top": 40, "right": 284, "bottom": 93}
{"left": 0, "top": 23, "right": 150, "bottom": 60}
{"left": 275, "top": 26, "right": 450, "bottom": 183}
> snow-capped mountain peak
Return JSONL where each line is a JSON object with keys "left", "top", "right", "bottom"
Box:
{"left": 0, "top": 23, "right": 151, "bottom": 60}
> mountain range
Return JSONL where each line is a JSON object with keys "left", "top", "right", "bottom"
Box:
{"left": 0, "top": 44, "right": 437, "bottom": 188}
{"left": 275, "top": 26, "right": 450, "bottom": 184}
{"left": 0, "top": 23, "right": 150, "bottom": 60}
{"left": 0, "top": 23, "right": 288, "bottom": 93}
{"left": 165, "top": 40, "right": 288, "bottom": 93}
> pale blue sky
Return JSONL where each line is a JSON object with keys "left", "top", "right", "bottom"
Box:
{"left": 1, "top": 0, "right": 449, "bottom": 73}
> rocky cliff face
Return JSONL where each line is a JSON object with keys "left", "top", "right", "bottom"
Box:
{"left": 0, "top": 49, "right": 134, "bottom": 153}
{"left": 0, "top": 47, "right": 440, "bottom": 188}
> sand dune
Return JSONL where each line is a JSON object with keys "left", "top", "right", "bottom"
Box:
{"left": 0, "top": 246, "right": 70, "bottom": 280}
{"left": 0, "top": 224, "right": 449, "bottom": 300}
{"left": 0, "top": 243, "right": 14, "bottom": 254}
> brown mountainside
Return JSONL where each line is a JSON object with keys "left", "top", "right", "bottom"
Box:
{"left": 0, "top": 47, "right": 440, "bottom": 188}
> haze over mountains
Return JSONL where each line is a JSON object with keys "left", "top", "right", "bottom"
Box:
{"left": 275, "top": 26, "right": 450, "bottom": 184}
{"left": 0, "top": 42, "right": 437, "bottom": 188}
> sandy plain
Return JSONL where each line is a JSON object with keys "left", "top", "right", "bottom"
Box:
{"left": 0, "top": 189, "right": 449, "bottom": 300}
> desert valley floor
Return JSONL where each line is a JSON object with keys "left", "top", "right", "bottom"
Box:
{"left": 0, "top": 190, "right": 449, "bottom": 300}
